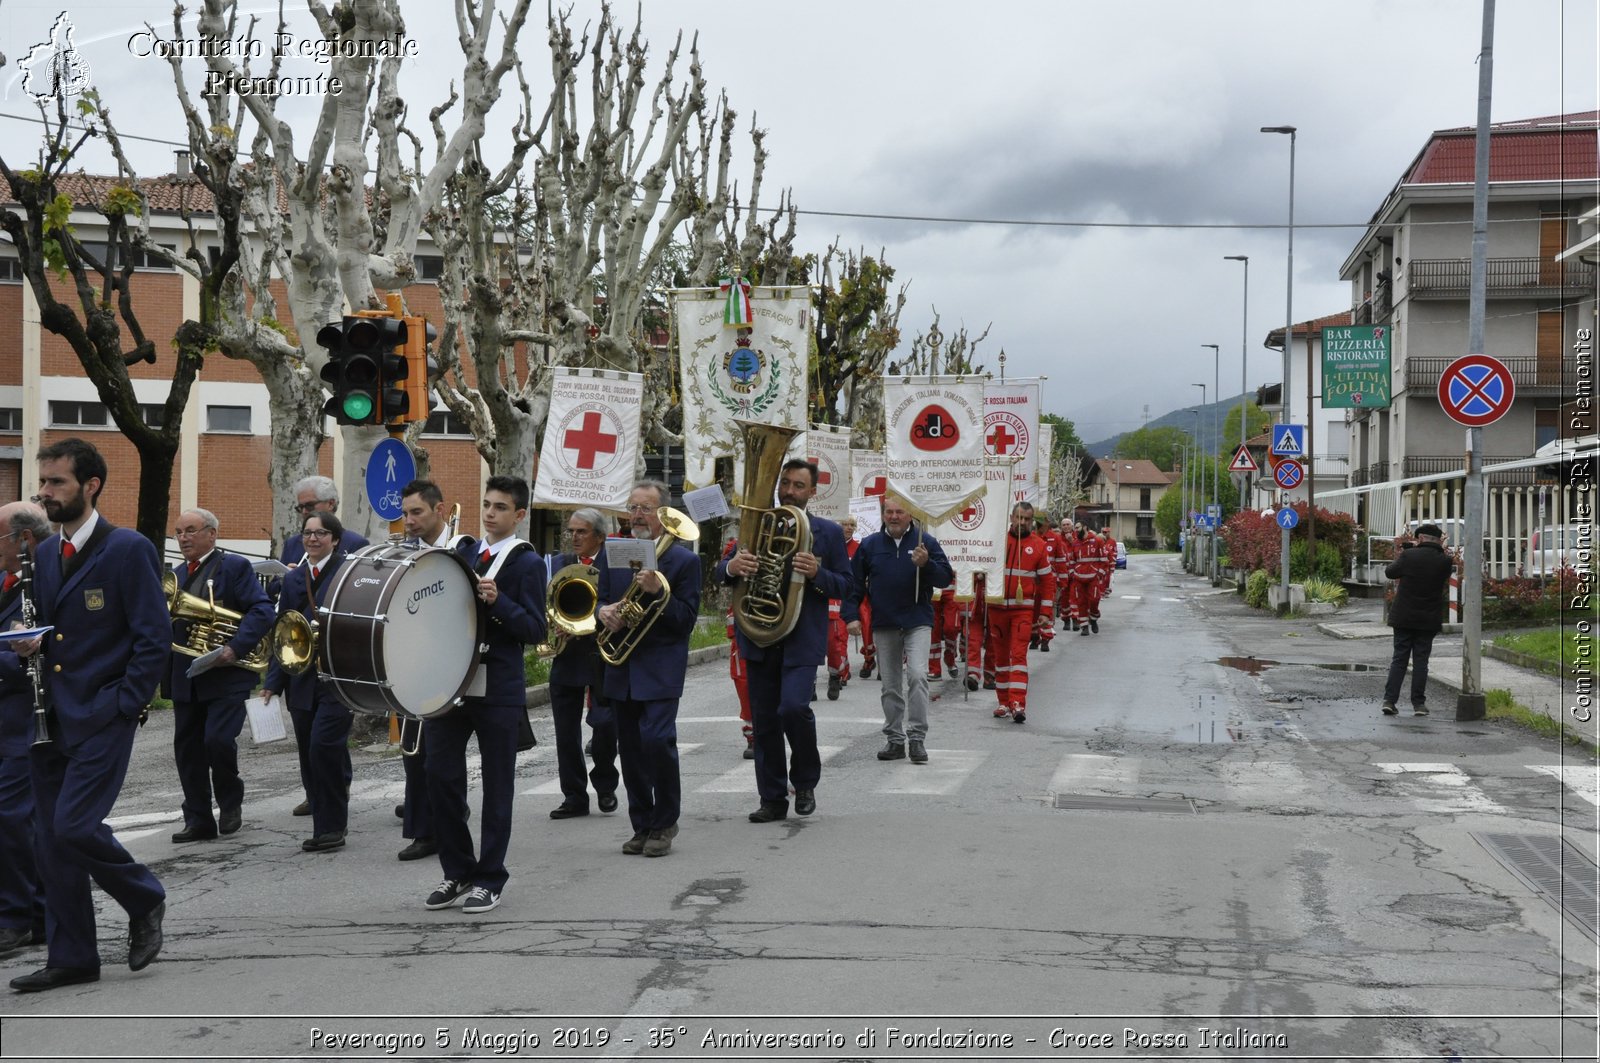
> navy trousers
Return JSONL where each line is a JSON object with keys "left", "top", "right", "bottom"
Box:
{"left": 290, "top": 691, "right": 352, "bottom": 838}
{"left": 1384, "top": 627, "right": 1437, "bottom": 707}
{"left": 551, "top": 683, "right": 619, "bottom": 806}
{"left": 424, "top": 699, "right": 519, "bottom": 892}
{"left": 29, "top": 717, "right": 165, "bottom": 969}
{"left": 0, "top": 752, "right": 44, "bottom": 935}
{"left": 172, "top": 693, "right": 247, "bottom": 830}
{"left": 745, "top": 649, "right": 822, "bottom": 805}
{"left": 401, "top": 727, "right": 432, "bottom": 841}
{"left": 615, "top": 697, "right": 681, "bottom": 834}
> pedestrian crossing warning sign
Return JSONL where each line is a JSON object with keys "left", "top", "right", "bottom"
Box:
{"left": 1228, "top": 446, "right": 1258, "bottom": 473}
{"left": 1270, "top": 425, "right": 1305, "bottom": 457}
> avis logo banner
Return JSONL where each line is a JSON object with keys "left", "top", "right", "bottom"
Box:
{"left": 885, "top": 377, "right": 987, "bottom": 524}
{"left": 532, "top": 368, "right": 643, "bottom": 510}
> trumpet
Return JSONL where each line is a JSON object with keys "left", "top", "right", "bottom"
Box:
{"left": 597, "top": 508, "right": 700, "bottom": 666}
{"left": 164, "top": 571, "right": 273, "bottom": 674}
{"left": 536, "top": 562, "right": 601, "bottom": 659}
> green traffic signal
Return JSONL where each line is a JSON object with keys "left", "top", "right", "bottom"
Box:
{"left": 341, "top": 392, "right": 375, "bottom": 421}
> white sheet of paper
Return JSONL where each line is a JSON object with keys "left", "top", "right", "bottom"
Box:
{"left": 604, "top": 536, "right": 658, "bottom": 571}
{"left": 683, "top": 484, "right": 730, "bottom": 522}
{"left": 251, "top": 558, "right": 291, "bottom": 578}
{"left": 245, "top": 694, "right": 288, "bottom": 743}
{"left": 0, "top": 626, "right": 52, "bottom": 642}
{"left": 185, "top": 646, "right": 227, "bottom": 679}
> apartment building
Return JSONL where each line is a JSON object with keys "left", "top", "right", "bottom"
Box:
{"left": 1081, "top": 457, "right": 1175, "bottom": 548}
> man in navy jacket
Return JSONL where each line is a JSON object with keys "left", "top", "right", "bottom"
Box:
{"left": 162, "top": 509, "right": 274, "bottom": 842}
{"left": 547, "top": 508, "right": 620, "bottom": 820}
{"left": 0, "top": 502, "right": 51, "bottom": 959}
{"left": 11, "top": 439, "right": 168, "bottom": 992}
{"left": 422, "top": 476, "right": 546, "bottom": 916}
{"left": 599, "top": 480, "right": 701, "bottom": 858}
{"left": 718, "top": 460, "right": 852, "bottom": 822}
{"left": 844, "top": 495, "right": 953, "bottom": 765}
{"left": 278, "top": 476, "right": 369, "bottom": 568}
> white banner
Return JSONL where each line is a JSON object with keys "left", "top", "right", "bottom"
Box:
{"left": 936, "top": 475, "right": 1007, "bottom": 600}
{"left": 674, "top": 285, "right": 812, "bottom": 491}
{"left": 1038, "top": 421, "right": 1054, "bottom": 498}
{"left": 803, "top": 424, "right": 852, "bottom": 520}
{"left": 984, "top": 379, "right": 1041, "bottom": 506}
{"left": 850, "top": 449, "right": 887, "bottom": 502}
{"left": 884, "top": 377, "right": 987, "bottom": 524}
{"left": 532, "top": 368, "right": 643, "bottom": 510}
{"left": 848, "top": 495, "right": 882, "bottom": 539}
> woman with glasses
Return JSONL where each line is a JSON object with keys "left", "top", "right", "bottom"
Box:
{"left": 262, "top": 512, "right": 353, "bottom": 853}
{"left": 277, "top": 477, "right": 369, "bottom": 570}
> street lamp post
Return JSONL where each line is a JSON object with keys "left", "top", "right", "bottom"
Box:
{"left": 1262, "top": 124, "right": 1297, "bottom": 615}
{"left": 1202, "top": 344, "right": 1221, "bottom": 585}
{"left": 1188, "top": 401, "right": 1203, "bottom": 572}
{"left": 1224, "top": 256, "right": 1249, "bottom": 510}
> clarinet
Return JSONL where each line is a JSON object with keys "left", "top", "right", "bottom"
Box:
{"left": 18, "top": 543, "right": 52, "bottom": 747}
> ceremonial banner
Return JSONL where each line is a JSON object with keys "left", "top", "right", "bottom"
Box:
{"left": 848, "top": 496, "right": 882, "bottom": 539}
{"left": 850, "top": 449, "right": 887, "bottom": 503}
{"left": 937, "top": 471, "right": 1007, "bottom": 600}
{"left": 984, "top": 379, "right": 1041, "bottom": 505}
{"left": 1038, "top": 421, "right": 1054, "bottom": 498}
{"left": 674, "top": 285, "right": 812, "bottom": 491}
{"left": 884, "top": 376, "right": 987, "bottom": 524}
{"left": 804, "top": 424, "right": 852, "bottom": 521}
{"left": 532, "top": 368, "right": 643, "bottom": 510}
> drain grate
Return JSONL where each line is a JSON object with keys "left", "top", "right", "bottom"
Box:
{"left": 1053, "top": 794, "right": 1196, "bottom": 814}
{"left": 1472, "top": 832, "right": 1599, "bottom": 942}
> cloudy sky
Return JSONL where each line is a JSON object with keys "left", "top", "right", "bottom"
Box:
{"left": 3, "top": 0, "right": 1595, "bottom": 442}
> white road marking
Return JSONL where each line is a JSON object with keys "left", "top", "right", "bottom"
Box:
{"left": 1374, "top": 763, "right": 1508, "bottom": 815}
{"left": 1119, "top": 594, "right": 1143, "bottom": 600}
{"left": 1217, "top": 758, "right": 1312, "bottom": 804}
{"left": 1527, "top": 765, "right": 1600, "bottom": 808}
{"left": 106, "top": 811, "right": 183, "bottom": 829}
{"left": 1159, "top": 597, "right": 1183, "bottom": 602}
{"left": 1048, "top": 752, "right": 1140, "bottom": 795}
{"left": 114, "top": 827, "right": 166, "bottom": 843}
{"left": 524, "top": 743, "right": 704, "bottom": 795}
{"left": 695, "top": 746, "right": 842, "bottom": 793}
{"left": 861, "top": 749, "right": 986, "bottom": 795}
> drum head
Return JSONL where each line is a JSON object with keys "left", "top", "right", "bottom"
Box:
{"left": 380, "top": 549, "right": 481, "bottom": 717}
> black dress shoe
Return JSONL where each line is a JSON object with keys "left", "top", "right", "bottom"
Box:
{"left": 292, "top": 799, "right": 312, "bottom": 817}
{"left": 171, "top": 825, "right": 217, "bottom": 843}
{"left": 0, "top": 925, "right": 40, "bottom": 954}
{"left": 860, "top": 664, "right": 873, "bottom": 679}
{"left": 301, "top": 832, "right": 346, "bottom": 852}
{"left": 219, "top": 807, "right": 242, "bottom": 835}
{"left": 10, "top": 966, "right": 99, "bottom": 992}
{"left": 748, "top": 801, "right": 787, "bottom": 823}
{"left": 397, "top": 838, "right": 437, "bottom": 861}
{"left": 549, "top": 803, "right": 589, "bottom": 820}
{"left": 597, "top": 791, "right": 618, "bottom": 813}
{"left": 128, "top": 901, "right": 164, "bottom": 971}
{"left": 876, "top": 741, "right": 906, "bottom": 761}
{"left": 743, "top": 741, "right": 755, "bottom": 760}
{"left": 1040, "top": 640, "right": 1051, "bottom": 653}
{"left": 827, "top": 674, "right": 841, "bottom": 700}
{"left": 394, "top": 804, "right": 405, "bottom": 819}
{"left": 794, "top": 790, "right": 816, "bottom": 816}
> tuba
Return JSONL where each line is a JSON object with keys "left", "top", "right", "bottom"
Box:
{"left": 597, "top": 508, "right": 700, "bottom": 665}
{"left": 536, "top": 562, "right": 601, "bottom": 659}
{"left": 730, "top": 419, "right": 812, "bottom": 648}
{"left": 271, "top": 609, "right": 320, "bottom": 676}
{"left": 164, "top": 571, "right": 273, "bottom": 674}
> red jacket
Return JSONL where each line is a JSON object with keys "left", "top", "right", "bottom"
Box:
{"left": 1000, "top": 531, "right": 1057, "bottom": 619}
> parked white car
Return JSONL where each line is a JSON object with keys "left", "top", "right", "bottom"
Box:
{"left": 1527, "top": 523, "right": 1591, "bottom": 577}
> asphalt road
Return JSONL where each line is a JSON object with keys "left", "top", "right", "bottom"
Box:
{"left": 1, "top": 556, "right": 1596, "bottom": 1062}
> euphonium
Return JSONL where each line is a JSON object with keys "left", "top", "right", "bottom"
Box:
{"left": 271, "top": 609, "right": 320, "bottom": 676}
{"left": 596, "top": 508, "right": 700, "bottom": 665}
{"left": 730, "top": 419, "right": 812, "bottom": 648}
{"left": 164, "top": 571, "right": 273, "bottom": 675}
{"left": 536, "top": 562, "right": 601, "bottom": 659}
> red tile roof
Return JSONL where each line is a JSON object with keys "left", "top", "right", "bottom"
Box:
{"left": 1091, "top": 458, "right": 1171, "bottom": 485}
{"left": 1266, "top": 308, "right": 1356, "bottom": 348}
{"left": 1404, "top": 113, "right": 1598, "bottom": 184}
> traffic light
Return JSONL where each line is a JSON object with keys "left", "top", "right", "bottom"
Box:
{"left": 397, "top": 314, "right": 439, "bottom": 425}
{"left": 316, "top": 314, "right": 407, "bottom": 426}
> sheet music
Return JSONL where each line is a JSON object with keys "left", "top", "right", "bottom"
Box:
{"left": 603, "top": 537, "right": 658, "bottom": 571}
{"left": 184, "top": 646, "right": 228, "bottom": 678}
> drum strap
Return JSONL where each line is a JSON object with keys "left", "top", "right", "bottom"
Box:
{"left": 481, "top": 539, "right": 533, "bottom": 581}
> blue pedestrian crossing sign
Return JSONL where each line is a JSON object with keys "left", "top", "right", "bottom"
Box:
{"left": 1269, "top": 424, "right": 1306, "bottom": 457}
{"left": 1275, "top": 507, "right": 1299, "bottom": 530}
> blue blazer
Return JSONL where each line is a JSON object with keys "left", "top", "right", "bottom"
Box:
{"left": 262, "top": 552, "right": 347, "bottom": 713}
{"left": 162, "top": 550, "right": 276, "bottom": 702}
{"left": 34, "top": 522, "right": 170, "bottom": 749}
{"left": 717, "top": 515, "right": 852, "bottom": 667}
{"left": 548, "top": 548, "right": 605, "bottom": 690}
{"left": 455, "top": 539, "right": 547, "bottom": 706}
{"left": 0, "top": 586, "right": 34, "bottom": 756}
{"left": 599, "top": 542, "right": 701, "bottom": 702}
{"left": 280, "top": 529, "right": 369, "bottom": 569}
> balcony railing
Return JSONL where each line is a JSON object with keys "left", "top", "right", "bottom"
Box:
{"left": 1403, "top": 355, "right": 1581, "bottom": 396}
{"left": 1402, "top": 455, "right": 1535, "bottom": 485}
{"left": 1406, "top": 257, "right": 1595, "bottom": 296}
{"left": 1350, "top": 462, "right": 1388, "bottom": 487}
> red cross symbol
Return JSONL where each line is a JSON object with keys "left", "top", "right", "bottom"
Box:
{"left": 864, "top": 476, "right": 886, "bottom": 497}
{"left": 960, "top": 504, "right": 978, "bottom": 522}
{"left": 807, "top": 457, "right": 832, "bottom": 487}
{"left": 563, "top": 411, "right": 619, "bottom": 469}
{"left": 987, "top": 423, "right": 1017, "bottom": 454}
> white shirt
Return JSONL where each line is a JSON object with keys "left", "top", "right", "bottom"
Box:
{"left": 64, "top": 510, "right": 99, "bottom": 555}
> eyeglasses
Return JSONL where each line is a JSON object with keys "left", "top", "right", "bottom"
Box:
{"left": 625, "top": 504, "right": 656, "bottom": 514}
{"left": 294, "top": 501, "right": 327, "bottom": 514}
{"left": 302, "top": 529, "right": 333, "bottom": 539}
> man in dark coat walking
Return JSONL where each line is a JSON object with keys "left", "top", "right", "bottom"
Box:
{"left": 1382, "top": 523, "right": 1457, "bottom": 717}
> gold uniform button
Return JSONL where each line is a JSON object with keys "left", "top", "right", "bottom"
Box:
{"left": 53, "top": 664, "right": 62, "bottom": 673}
{"left": 55, "top": 633, "right": 64, "bottom": 641}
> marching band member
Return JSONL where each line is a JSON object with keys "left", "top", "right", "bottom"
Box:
{"left": 547, "top": 508, "right": 620, "bottom": 820}
{"left": 423, "top": 477, "right": 546, "bottom": 915}
{"left": 0, "top": 502, "right": 50, "bottom": 959}
{"left": 990, "top": 502, "right": 1055, "bottom": 723}
{"left": 12, "top": 439, "right": 168, "bottom": 992}
{"left": 598, "top": 480, "right": 700, "bottom": 858}
{"left": 163, "top": 509, "right": 274, "bottom": 842}
{"left": 719, "top": 460, "right": 851, "bottom": 823}
{"left": 261, "top": 512, "right": 353, "bottom": 854}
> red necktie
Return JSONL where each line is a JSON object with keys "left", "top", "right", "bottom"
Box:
{"left": 187, "top": 561, "right": 200, "bottom": 576}
{"left": 479, "top": 548, "right": 491, "bottom": 567}
{"left": 580, "top": 556, "right": 593, "bottom": 566}
{"left": 61, "top": 542, "right": 76, "bottom": 562}
{"left": 1, "top": 573, "right": 15, "bottom": 594}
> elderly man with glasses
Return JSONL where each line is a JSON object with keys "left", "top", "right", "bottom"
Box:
{"left": 546, "top": 508, "right": 621, "bottom": 821}
{"left": 278, "top": 477, "right": 369, "bottom": 569}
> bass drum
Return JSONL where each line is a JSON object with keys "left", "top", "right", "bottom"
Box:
{"left": 319, "top": 542, "right": 483, "bottom": 718}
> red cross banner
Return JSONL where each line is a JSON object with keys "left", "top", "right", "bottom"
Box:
{"left": 803, "top": 423, "right": 852, "bottom": 521}
{"left": 884, "top": 376, "right": 988, "bottom": 524}
{"left": 850, "top": 449, "right": 888, "bottom": 504}
{"left": 672, "top": 284, "right": 812, "bottom": 491}
{"left": 936, "top": 464, "right": 1008, "bottom": 600}
{"left": 984, "top": 379, "right": 1041, "bottom": 505}
{"left": 532, "top": 368, "right": 643, "bottom": 510}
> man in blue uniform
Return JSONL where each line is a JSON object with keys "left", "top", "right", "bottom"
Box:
{"left": 0, "top": 502, "right": 50, "bottom": 959}
{"left": 10, "top": 439, "right": 168, "bottom": 992}
{"left": 547, "top": 507, "right": 620, "bottom": 820}
{"left": 163, "top": 509, "right": 275, "bottom": 842}
{"left": 422, "top": 476, "right": 546, "bottom": 916}
{"left": 599, "top": 480, "right": 700, "bottom": 858}
{"left": 718, "top": 460, "right": 852, "bottom": 822}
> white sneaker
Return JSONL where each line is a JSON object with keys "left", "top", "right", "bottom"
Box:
{"left": 461, "top": 886, "right": 501, "bottom": 914}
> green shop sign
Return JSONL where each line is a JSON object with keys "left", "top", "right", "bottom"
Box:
{"left": 1321, "top": 324, "right": 1391, "bottom": 409}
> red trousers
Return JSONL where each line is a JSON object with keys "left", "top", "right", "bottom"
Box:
{"left": 827, "top": 601, "right": 851, "bottom": 680}
{"left": 728, "top": 621, "right": 752, "bottom": 739}
{"left": 928, "top": 594, "right": 960, "bottom": 676}
{"left": 1068, "top": 578, "right": 1101, "bottom": 623}
{"left": 990, "top": 605, "right": 1037, "bottom": 709}
{"left": 857, "top": 599, "right": 875, "bottom": 669}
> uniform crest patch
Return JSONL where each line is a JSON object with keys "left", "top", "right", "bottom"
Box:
{"left": 84, "top": 588, "right": 105, "bottom": 611}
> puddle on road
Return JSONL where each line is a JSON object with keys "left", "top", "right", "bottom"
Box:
{"left": 1217, "top": 656, "right": 1280, "bottom": 674}
{"left": 1216, "top": 657, "right": 1381, "bottom": 674}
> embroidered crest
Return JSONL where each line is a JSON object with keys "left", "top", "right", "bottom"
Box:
{"left": 722, "top": 332, "right": 764, "bottom": 393}
{"left": 84, "top": 588, "right": 105, "bottom": 611}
